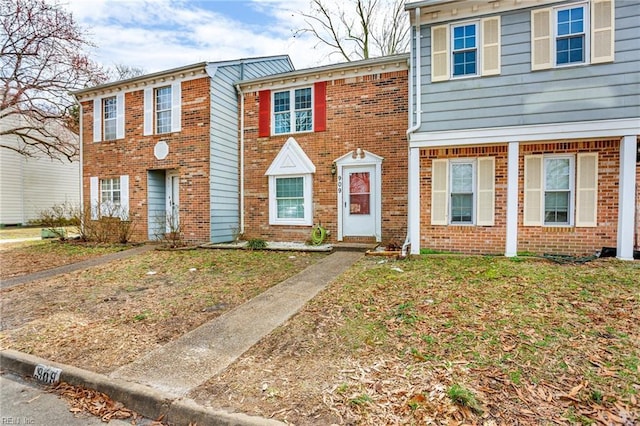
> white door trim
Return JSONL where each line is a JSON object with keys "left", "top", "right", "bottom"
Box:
{"left": 166, "top": 171, "right": 179, "bottom": 233}
{"left": 335, "top": 149, "right": 383, "bottom": 242}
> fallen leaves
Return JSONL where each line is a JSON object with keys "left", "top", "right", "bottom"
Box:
{"left": 53, "top": 382, "right": 136, "bottom": 422}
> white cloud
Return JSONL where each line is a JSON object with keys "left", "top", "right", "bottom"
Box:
{"left": 64, "top": 0, "right": 339, "bottom": 74}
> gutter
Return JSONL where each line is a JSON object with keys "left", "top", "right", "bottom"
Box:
{"left": 235, "top": 83, "right": 245, "bottom": 236}
{"left": 402, "top": 7, "right": 422, "bottom": 257}
{"left": 75, "top": 97, "right": 84, "bottom": 224}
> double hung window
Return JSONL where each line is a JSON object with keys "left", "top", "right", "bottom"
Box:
{"left": 543, "top": 157, "right": 573, "bottom": 224}
{"left": 155, "top": 86, "right": 172, "bottom": 134}
{"left": 524, "top": 154, "right": 597, "bottom": 227}
{"left": 93, "top": 94, "right": 124, "bottom": 142}
{"left": 450, "top": 162, "right": 475, "bottom": 223}
{"left": 273, "top": 88, "right": 313, "bottom": 134}
{"left": 431, "top": 158, "right": 495, "bottom": 226}
{"left": 556, "top": 5, "right": 586, "bottom": 65}
{"left": 531, "top": 0, "right": 614, "bottom": 70}
{"left": 275, "top": 177, "right": 305, "bottom": 219}
{"left": 143, "top": 82, "right": 181, "bottom": 135}
{"left": 102, "top": 97, "right": 117, "bottom": 141}
{"left": 452, "top": 24, "right": 478, "bottom": 77}
{"left": 90, "top": 175, "right": 129, "bottom": 220}
{"left": 431, "top": 17, "right": 501, "bottom": 82}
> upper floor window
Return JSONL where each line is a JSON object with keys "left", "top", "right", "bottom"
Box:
{"left": 103, "top": 96, "right": 117, "bottom": 141}
{"left": 92, "top": 94, "right": 124, "bottom": 143}
{"left": 273, "top": 88, "right": 313, "bottom": 134}
{"left": 155, "top": 86, "right": 172, "bottom": 134}
{"left": 531, "top": 0, "right": 614, "bottom": 71}
{"left": 431, "top": 17, "right": 500, "bottom": 82}
{"left": 556, "top": 5, "right": 586, "bottom": 65}
{"left": 258, "top": 82, "right": 327, "bottom": 138}
{"left": 143, "top": 82, "right": 181, "bottom": 136}
{"left": 452, "top": 23, "right": 478, "bottom": 77}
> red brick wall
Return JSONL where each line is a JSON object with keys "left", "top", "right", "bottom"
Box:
{"left": 518, "top": 139, "right": 620, "bottom": 256}
{"left": 81, "top": 77, "right": 211, "bottom": 242}
{"left": 420, "top": 145, "right": 509, "bottom": 255}
{"left": 242, "top": 71, "right": 409, "bottom": 245}
{"left": 418, "top": 139, "right": 624, "bottom": 256}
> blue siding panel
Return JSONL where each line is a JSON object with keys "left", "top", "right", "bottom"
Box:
{"left": 209, "top": 57, "right": 293, "bottom": 243}
{"left": 415, "top": 3, "right": 640, "bottom": 133}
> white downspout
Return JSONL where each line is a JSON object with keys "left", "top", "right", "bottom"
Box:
{"left": 402, "top": 6, "right": 422, "bottom": 257}
{"left": 76, "top": 97, "right": 84, "bottom": 227}
{"left": 236, "top": 84, "right": 245, "bottom": 236}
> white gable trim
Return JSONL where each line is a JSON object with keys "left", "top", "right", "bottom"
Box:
{"left": 265, "top": 137, "right": 316, "bottom": 176}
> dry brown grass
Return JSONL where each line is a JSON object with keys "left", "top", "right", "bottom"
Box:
{"left": 1, "top": 243, "right": 638, "bottom": 425}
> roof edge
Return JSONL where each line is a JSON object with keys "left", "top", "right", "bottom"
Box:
{"left": 239, "top": 53, "right": 409, "bottom": 88}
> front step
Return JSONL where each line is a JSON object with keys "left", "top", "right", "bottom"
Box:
{"left": 332, "top": 242, "right": 379, "bottom": 252}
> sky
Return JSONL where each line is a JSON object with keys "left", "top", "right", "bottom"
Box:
{"left": 64, "top": 0, "right": 343, "bottom": 75}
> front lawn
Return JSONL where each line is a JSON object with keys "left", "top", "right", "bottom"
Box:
{"left": 190, "top": 255, "right": 639, "bottom": 425}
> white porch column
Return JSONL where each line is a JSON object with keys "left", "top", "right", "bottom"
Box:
{"left": 409, "top": 147, "right": 421, "bottom": 255}
{"left": 617, "top": 135, "right": 637, "bottom": 260}
{"left": 505, "top": 141, "right": 520, "bottom": 257}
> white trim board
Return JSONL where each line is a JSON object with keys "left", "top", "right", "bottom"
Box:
{"left": 408, "top": 118, "right": 640, "bottom": 147}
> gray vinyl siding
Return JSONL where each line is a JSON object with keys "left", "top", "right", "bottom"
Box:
{"left": 0, "top": 114, "right": 79, "bottom": 225}
{"left": 147, "top": 170, "right": 165, "bottom": 240}
{"left": 416, "top": 1, "right": 640, "bottom": 132}
{"left": 208, "top": 58, "right": 293, "bottom": 243}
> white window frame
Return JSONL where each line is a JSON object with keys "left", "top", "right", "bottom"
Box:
{"left": 272, "top": 87, "right": 313, "bottom": 135}
{"left": 451, "top": 21, "right": 480, "bottom": 79}
{"left": 268, "top": 174, "right": 313, "bottom": 226}
{"left": 100, "top": 177, "right": 121, "bottom": 216}
{"left": 449, "top": 159, "right": 477, "bottom": 224}
{"left": 554, "top": 2, "right": 590, "bottom": 67}
{"left": 543, "top": 154, "right": 575, "bottom": 226}
{"left": 103, "top": 96, "right": 117, "bottom": 141}
{"left": 155, "top": 85, "right": 172, "bottom": 134}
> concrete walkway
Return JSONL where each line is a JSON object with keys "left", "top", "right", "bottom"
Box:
{"left": 0, "top": 244, "right": 155, "bottom": 289}
{"left": 1, "top": 245, "right": 366, "bottom": 424}
{"left": 110, "top": 250, "right": 363, "bottom": 397}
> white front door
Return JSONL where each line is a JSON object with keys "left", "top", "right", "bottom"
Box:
{"left": 166, "top": 172, "right": 179, "bottom": 232}
{"left": 342, "top": 165, "right": 376, "bottom": 237}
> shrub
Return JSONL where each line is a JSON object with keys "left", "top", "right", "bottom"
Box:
{"left": 246, "top": 238, "right": 267, "bottom": 250}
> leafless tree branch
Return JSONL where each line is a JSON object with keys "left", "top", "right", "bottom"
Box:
{"left": 294, "top": 0, "right": 408, "bottom": 62}
{"left": 0, "top": 0, "right": 106, "bottom": 161}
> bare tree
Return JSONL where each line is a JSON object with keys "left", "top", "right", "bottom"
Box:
{"left": 0, "top": 0, "right": 105, "bottom": 162}
{"left": 295, "top": 0, "right": 409, "bottom": 62}
{"left": 106, "top": 63, "right": 146, "bottom": 82}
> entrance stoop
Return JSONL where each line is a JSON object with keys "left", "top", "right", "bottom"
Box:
{"left": 333, "top": 238, "right": 379, "bottom": 252}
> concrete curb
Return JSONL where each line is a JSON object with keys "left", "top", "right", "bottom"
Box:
{"left": 0, "top": 349, "right": 284, "bottom": 426}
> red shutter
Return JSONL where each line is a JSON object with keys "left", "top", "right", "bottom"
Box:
{"left": 314, "top": 81, "right": 327, "bottom": 132}
{"left": 258, "top": 90, "right": 271, "bottom": 137}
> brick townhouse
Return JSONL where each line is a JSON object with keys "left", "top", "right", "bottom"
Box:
{"left": 237, "top": 54, "right": 410, "bottom": 245}
{"left": 73, "top": 56, "right": 293, "bottom": 243}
